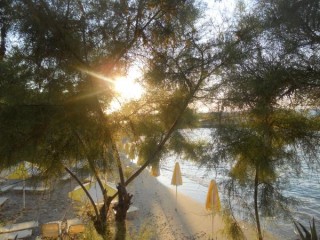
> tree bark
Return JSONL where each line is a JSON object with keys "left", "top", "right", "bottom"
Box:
{"left": 65, "top": 167, "right": 112, "bottom": 237}
{"left": 112, "top": 183, "right": 132, "bottom": 240}
{"left": 0, "top": 19, "right": 7, "bottom": 60}
{"left": 114, "top": 184, "right": 132, "bottom": 222}
{"left": 115, "top": 221, "right": 127, "bottom": 240}
{"left": 254, "top": 169, "right": 263, "bottom": 240}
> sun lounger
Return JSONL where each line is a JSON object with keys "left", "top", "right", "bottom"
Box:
{"left": 12, "top": 186, "right": 49, "bottom": 192}
{"left": 0, "top": 185, "right": 13, "bottom": 193}
{"left": 66, "top": 218, "right": 85, "bottom": 236}
{"left": 40, "top": 221, "right": 62, "bottom": 239}
{"left": 94, "top": 201, "right": 104, "bottom": 206}
{"left": 61, "top": 173, "right": 71, "bottom": 181}
{"left": 127, "top": 206, "right": 139, "bottom": 218}
{"left": 113, "top": 205, "right": 139, "bottom": 219}
{"left": 106, "top": 182, "right": 117, "bottom": 189}
{"left": 0, "top": 221, "right": 38, "bottom": 233}
{"left": 0, "top": 197, "right": 8, "bottom": 207}
{"left": 0, "top": 229, "right": 33, "bottom": 239}
{"left": 71, "top": 182, "right": 90, "bottom": 191}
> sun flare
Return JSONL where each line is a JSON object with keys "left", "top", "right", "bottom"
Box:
{"left": 109, "top": 66, "right": 144, "bottom": 112}
{"left": 114, "top": 76, "right": 144, "bottom": 101}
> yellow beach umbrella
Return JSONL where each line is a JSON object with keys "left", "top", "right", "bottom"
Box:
{"left": 205, "top": 180, "right": 221, "bottom": 211}
{"left": 171, "top": 162, "right": 183, "bottom": 210}
{"left": 6, "top": 161, "right": 40, "bottom": 209}
{"left": 150, "top": 165, "right": 160, "bottom": 177}
{"left": 206, "top": 179, "right": 221, "bottom": 239}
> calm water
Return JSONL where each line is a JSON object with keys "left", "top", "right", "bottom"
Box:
{"left": 154, "top": 128, "right": 320, "bottom": 239}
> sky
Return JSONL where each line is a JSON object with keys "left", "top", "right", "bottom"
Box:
{"left": 111, "top": 0, "right": 245, "bottom": 112}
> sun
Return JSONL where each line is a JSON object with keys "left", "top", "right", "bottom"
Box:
{"left": 109, "top": 66, "right": 144, "bottom": 112}
{"left": 114, "top": 76, "right": 144, "bottom": 101}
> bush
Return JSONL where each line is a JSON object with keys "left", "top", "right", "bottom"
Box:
{"left": 294, "top": 218, "right": 318, "bottom": 240}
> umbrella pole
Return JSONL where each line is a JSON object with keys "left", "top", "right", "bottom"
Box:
{"left": 212, "top": 210, "right": 214, "bottom": 240}
{"left": 23, "top": 177, "right": 26, "bottom": 209}
{"left": 175, "top": 185, "right": 177, "bottom": 211}
{"left": 212, "top": 190, "right": 214, "bottom": 239}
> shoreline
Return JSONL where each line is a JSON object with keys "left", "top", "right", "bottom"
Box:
{"left": 128, "top": 169, "right": 277, "bottom": 240}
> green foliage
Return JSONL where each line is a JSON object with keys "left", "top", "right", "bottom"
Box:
{"left": 168, "top": 131, "right": 206, "bottom": 161}
{"left": 204, "top": 2, "right": 320, "bottom": 240}
{"left": 124, "top": 166, "right": 135, "bottom": 180}
{"left": 0, "top": 0, "right": 217, "bottom": 239}
{"left": 294, "top": 218, "right": 318, "bottom": 240}
{"left": 221, "top": 209, "right": 246, "bottom": 240}
{"left": 137, "top": 137, "right": 162, "bottom": 166}
{"left": 6, "top": 163, "right": 29, "bottom": 179}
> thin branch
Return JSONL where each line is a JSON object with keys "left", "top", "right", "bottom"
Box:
{"left": 64, "top": 166, "right": 100, "bottom": 218}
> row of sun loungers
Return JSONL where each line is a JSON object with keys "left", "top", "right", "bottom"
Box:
{"left": 0, "top": 177, "right": 139, "bottom": 239}
{"left": 0, "top": 219, "right": 85, "bottom": 240}
{"left": 11, "top": 186, "right": 49, "bottom": 192}
{"left": 0, "top": 221, "right": 39, "bottom": 233}
{"left": 0, "top": 185, "right": 14, "bottom": 193}
{"left": 0, "top": 221, "right": 38, "bottom": 240}
{"left": 0, "top": 185, "right": 49, "bottom": 193}
{"left": 39, "top": 218, "right": 85, "bottom": 239}
{"left": 0, "top": 229, "right": 33, "bottom": 240}
{"left": 0, "top": 197, "right": 8, "bottom": 207}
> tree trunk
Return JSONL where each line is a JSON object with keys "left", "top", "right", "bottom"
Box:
{"left": 111, "top": 183, "right": 132, "bottom": 240}
{"left": 254, "top": 170, "right": 263, "bottom": 240}
{"left": 65, "top": 167, "right": 113, "bottom": 238}
{"left": 115, "top": 221, "right": 127, "bottom": 240}
{"left": 0, "top": 20, "right": 7, "bottom": 60}
{"left": 94, "top": 199, "right": 112, "bottom": 238}
{"left": 114, "top": 184, "right": 132, "bottom": 222}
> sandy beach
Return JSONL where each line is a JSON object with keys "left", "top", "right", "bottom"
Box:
{"left": 0, "top": 168, "right": 276, "bottom": 240}
{"left": 127, "top": 170, "right": 274, "bottom": 240}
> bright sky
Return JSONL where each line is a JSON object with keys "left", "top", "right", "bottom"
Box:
{"left": 109, "top": 65, "right": 144, "bottom": 111}
{"left": 110, "top": 0, "right": 247, "bottom": 112}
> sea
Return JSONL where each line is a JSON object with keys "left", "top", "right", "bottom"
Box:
{"left": 149, "top": 128, "right": 320, "bottom": 240}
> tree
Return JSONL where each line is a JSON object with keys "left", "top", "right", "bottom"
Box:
{"left": 0, "top": 0, "right": 221, "bottom": 238}
{"left": 200, "top": 1, "right": 320, "bottom": 239}
{"left": 260, "top": 0, "right": 320, "bottom": 107}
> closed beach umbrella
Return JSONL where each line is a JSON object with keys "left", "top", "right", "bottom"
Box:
{"left": 171, "top": 162, "right": 183, "bottom": 209}
{"left": 150, "top": 164, "right": 160, "bottom": 177}
{"left": 205, "top": 180, "right": 221, "bottom": 211}
{"left": 7, "top": 161, "right": 39, "bottom": 209}
{"left": 171, "top": 162, "right": 182, "bottom": 186}
{"left": 206, "top": 179, "right": 221, "bottom": 239}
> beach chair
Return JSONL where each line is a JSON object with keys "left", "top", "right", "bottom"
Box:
{"left": 0, "top": 197, "right": 8, "bottom": 207}
{"left": 0, "top": 184, "right": 13, "bottom": 193}
{"left": 112, "top": 204, "right": 139, "bottom": 219}
{"left": 13, "top": 186, "right": 49, "bottom": 192}
{"left": 66, "top": 219, "right": 85, "bottom": 239}
{"left": 127, "top": 206, "right": 139, "bottom": 219}
{"left": 0, "top": 221, "right": 38, "bottom": 233}
{"left": 0, "top": 229, "right": 33, "bottom": 239}
{"left": 0, "top": 220, "right": 38, "bottom": 240}
{"left": 40, "top": 221, "right": 62, "bottom": 239}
